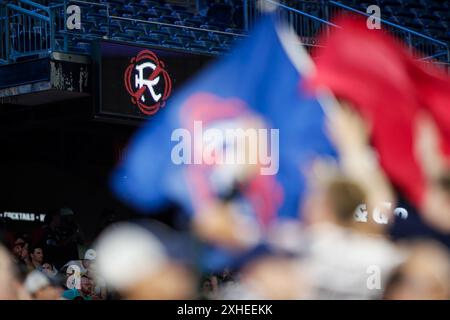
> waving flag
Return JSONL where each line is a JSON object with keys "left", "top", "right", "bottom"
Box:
{"left": 309, "top": 16, "right": 450, "bottom": 209}
{"left": 111, "top": 14, "right": 337, "bottom": 229}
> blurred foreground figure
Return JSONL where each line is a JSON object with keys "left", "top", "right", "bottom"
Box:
{"left": 62, "top": 275, "right": 98, "bottom": 300}
{"left": 384, "top": 240, "right": 450, "bottom": 300}
{"left": 303, "top": 176, "right": 403, "bottom": 299}
{"left": 24, "top": 270, "right": 63, "bottom": 300}
{"left": 111, "top": 15, "right": 337, "bottom": 269}
{"left": 301, "top": 107, "right": 404, "bottom": 299}
{"left": 94, "top": 223, "right": 195, "bottom": 299}
{"left": 0, "top": 244, "right": 30, "bottom": 300}
{"left": 309, "top": 16, "right": 450, "bottom": 233}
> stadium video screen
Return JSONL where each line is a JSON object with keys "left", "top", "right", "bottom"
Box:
{"left": 96, "top": 41, "right": 213, "bottom": 121}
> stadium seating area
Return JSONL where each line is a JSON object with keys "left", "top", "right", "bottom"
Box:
{"left": 51, "top": 0, "right": 450, "bottom": 56}
{"left": 1, "top": 0, "right": 450, "bottom": 61}
{"left": 49, "top": 0, "right": 248, "bottom": 55}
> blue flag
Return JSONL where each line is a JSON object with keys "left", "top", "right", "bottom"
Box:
{"left": 111, "top": 14, "right": 337, "bottom": 227}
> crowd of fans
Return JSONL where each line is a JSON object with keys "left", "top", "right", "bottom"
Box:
{"left": 1, "top": 208, "right": 106, "bottom": 300}
{"left": 0, "top": 105, "right": 449, "bottom": 300}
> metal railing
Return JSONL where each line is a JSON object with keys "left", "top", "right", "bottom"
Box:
{"left": 246, "top": 0, "right": 338, "bottom": 47}
{"left": 328, "top": 1, "right": 450, "bottom": 64}
{"left": 1, "top": 0, "right": 449, "bottom": 66}
{"left": 0, "top": 0, "right": 66, "bottom": 64}
{"left": 245, "top": 0, "right": 449, "bottom": 65}
{"left": 49, "top": 0, "right": 110, "bottom": 52}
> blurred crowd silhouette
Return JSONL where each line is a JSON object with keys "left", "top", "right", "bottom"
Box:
{"left": 1, "top": 13, "right": 450, "bottom": 300}
{"left": 1, "top": 102, "right": 449, "bottom": 300}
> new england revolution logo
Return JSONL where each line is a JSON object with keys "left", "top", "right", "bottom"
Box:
{"left": 124, "top": 50, "right": 172, "bottom": 116}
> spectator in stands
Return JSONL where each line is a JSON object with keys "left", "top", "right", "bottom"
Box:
{"left": 384, "top": 240, "right": 450, "bottom": 300}
{"left": 200, "top": 275, "right": 220, "bottom": 300}
{"left": 11, "top": 235, "right": 32, "bottom": 265}
{"left": 300, "top": 106, "right": 404, "bottom": 299}
{"left": 11, "top": 236, "right": 27, "bottom": 263}
{"left": 40, "top": 261, "right": 59, "bottom": 279}
{"left": 302, "top": 175, "right": 404, "bottom": 299}
{"left": 62, "top": 249, "right": 98, "bottom": 296}
{"left": 318, "top": 103, "right": 396, "bottom": 235}
{"left": 24, "top": 270, "right": 63, "bottom": 300}
{"left": 62, "top": 275, "right": 96, "bottom": 300}
{"left": 61, "top": 248, "right": 96, "bottom": 275}
{"left": 30, "top": 245, "right": 44, "bottom": 270}
{"left": 12, "top": 237, "right": 35, "bottom": 272}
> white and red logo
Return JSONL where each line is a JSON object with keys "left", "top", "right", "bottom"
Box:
{"left": 124, "top": 50, "right": 172, "bottom": 116}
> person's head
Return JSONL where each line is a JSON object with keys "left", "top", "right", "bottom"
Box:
{"left": 384, "top": 240, "right": 450, "bottom": 300}
{"left": 95, "top": 222, "right": 196, "bottom": 299}
{"left": 324, "top": 178, "right": 366, "bottom": 226}
{"left": 304, "top": 175, "right": 366, "bottom": 228}
{"left": 80, "top": 276, "right": 93, "bottom": 296}
{"left": 200, "top": 275, "right": 219, "bottom": 299}
{"left": 41, "top": 262, "right": 53, "bottom": 273}
{"left": 30, "top": 246, "right": 44, "bottom": 265}
{"left": 41, "top": 262, "right": 57, "bottom": 277}
{"left": 24, "top": 271, "right": 62, "bottom": 300}
{"left": 202, "top": 279, "right": 212, "bottom": 293}
{"left": 12, "top": 237, "right": 26, "bottom": 259}
{"left": 82, "top": 249, "right": 96, "bottom": 269}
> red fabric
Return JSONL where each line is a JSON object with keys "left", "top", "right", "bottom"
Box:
{"left": 307, "top": 16, "right": 450, "bottom": 207}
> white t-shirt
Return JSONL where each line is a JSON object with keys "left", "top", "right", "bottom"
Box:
{"left": 304, "top": 223, "right": 405, "bottom": 300}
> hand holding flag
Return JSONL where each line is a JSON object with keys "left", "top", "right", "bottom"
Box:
{"left": 308, "top": 16, "right": 450, "bottom": 233}
{"left": 111, "top": 14, "right": 338, "bottom": 262}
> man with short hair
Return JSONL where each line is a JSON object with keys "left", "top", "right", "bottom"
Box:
{"left": 30, "top": 246, "right": 44, "bottom": 270}
{"left": 11, "top": 236, "right": 34, "bottom": 271}
{"left": 11, "top": 237, "right": 27, "bottom": 263}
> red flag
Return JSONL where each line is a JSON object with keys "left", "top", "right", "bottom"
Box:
{"left": 307, "top": 16, "right": 450, "bottom": 208}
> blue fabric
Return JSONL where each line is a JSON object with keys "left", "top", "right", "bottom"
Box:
{"left": 111, "top": 14, "right": 337, "bottom": 224}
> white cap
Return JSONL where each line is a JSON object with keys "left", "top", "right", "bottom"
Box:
{"left": 84, "top": 249, "right": 96, "bottom": 261}
{"left": 24, "top": 271, "right": 50, "bottom": 294}
{"left": 94, "top": 222, "right": 168, "bottom": 290}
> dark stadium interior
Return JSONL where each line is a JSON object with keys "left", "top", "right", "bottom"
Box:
{"left": 0, "top": 97, "right": 132, "bottom": 239}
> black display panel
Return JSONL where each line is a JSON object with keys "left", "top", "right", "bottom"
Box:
{"left": 95, "top": 41, "right": 213, "bottom": 121}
